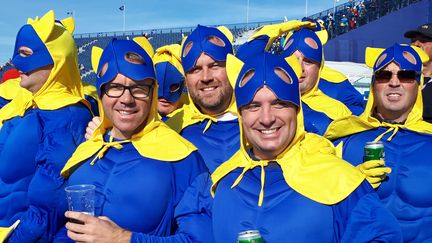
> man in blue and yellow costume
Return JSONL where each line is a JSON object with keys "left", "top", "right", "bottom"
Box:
{"left": 325, "top": 43, "right": 432, "bottom": 242}
{"left": 238, "top": 22, "right": 356, "bottom": 135}
{"left": 153, "top": 44, "right": 187, "bottom": 121}
{"left": 207, "top": 49, "right": 401, "bottom": 242}
{"left": 0, "top": 11, "right": 92, "bottom": 242}
{"left": 56, "top": 37, "right": 211, "bottom": 242}
{"left": 166, "top": 25, "right": 240, "bottom": 172}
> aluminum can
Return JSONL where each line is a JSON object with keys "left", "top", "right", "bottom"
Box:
{"left": 363, "top": 141, "right": 385, "bottom": 162}
{"left": 238, "top": 230, "right": 264, "bottom": 243}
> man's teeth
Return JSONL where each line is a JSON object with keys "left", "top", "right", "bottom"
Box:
{"left": 202, "top": 87, "right": 216, "bottom": 91}
{"left": 260, "top": 128, "right": 277, "bottom": 134}
{"left": 119, "top": 110, "right": 133, "bottom": 115}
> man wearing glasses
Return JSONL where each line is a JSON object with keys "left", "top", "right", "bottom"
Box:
{"left": 404, "top": 23, "right": 432, "bottom": 122}
{"left": 325, "top": 43, "right": 432, "bottom": 242}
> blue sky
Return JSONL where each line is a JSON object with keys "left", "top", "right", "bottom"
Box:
{"left": 0, "top": 0, "right": 347, "bottom": 64}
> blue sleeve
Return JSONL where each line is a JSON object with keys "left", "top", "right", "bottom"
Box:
{"left": 9, "top": 108, "right": 90, "bottom": 242}
{"left": 334, "top": 181, "right": 402, "bottom": 242}
{"left": 130, "top": 173, "right": 214, "bottom": 243}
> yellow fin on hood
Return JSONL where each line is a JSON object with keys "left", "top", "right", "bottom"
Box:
{"left": 226, "top": 54, "right": 244, "bottom": 89}
{"left": 217, "top": 26, "right": 234, "bottom": 44}
{"left": 133, "top": 36, "right": 155, "bottom": 57}
{"left": 30, "top": 10, "right": 55, "bottom": 43}
{"left": 60, "top": 16, "right": 75, "bottom": 34}
{"left": 91, "top": 46, "right": 104, "bottom": 73}
{"left": 365, "top": 47, "right": 385, "bottom": 68}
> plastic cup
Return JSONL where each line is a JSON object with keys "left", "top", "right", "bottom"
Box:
{"left": 65, "top": 184, "right": 96, "bottom": 217}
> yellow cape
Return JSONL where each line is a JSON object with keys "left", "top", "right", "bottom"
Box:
{"left": 211, "top": 54, "right": 364, "bottom": 206}
{"left": 0, "top": 11, "right": 87, "bottom": 125}
{"left": 61, "top": 38, "right": 197, "bottom": 177}
{"left": 325, "top": 47, "right": 432, "bottom": 141}
{"left": 0, "top": 77, "right": 29, "bottom": 101}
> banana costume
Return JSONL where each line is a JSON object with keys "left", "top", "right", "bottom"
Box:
{"left": 166, "top": 25, "right": 240, "bottom": 173}
{"left": 208, "top": 50, "right": 401, "bottom": 242}
{"left": 56, "top": 38, "right": 211, "bottom": 242}
{"left": 0, "top": 11, "right": 92, "bottom": 242}
{"left": 325, "top": 43, "right": 432, "bottom": 242}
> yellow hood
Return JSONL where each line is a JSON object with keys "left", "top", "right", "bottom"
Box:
{"left": 61, "top": 37, "right": 197, "bottom": 177}
{"left": 0, "top": 10, "right": 87, "bottom": 125}
{"left": 211, "top": 54, "right": 364, "bottom": 206}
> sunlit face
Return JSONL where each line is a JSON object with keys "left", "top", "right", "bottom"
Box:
{"left": 157, "top": 98, "right": 182, "bottom": 116}
{"left": 373, "top": 62, "right": 418, "bottom": 123}
{"left": 292, "top": 50, "right": 320, "bottom": 94}
{"left": 18, "top": 46, "right": 52, "bottom": 94}
{"left": 411, "top": 34, "right": 432, "bottom": 74}
{"left": 185, "top": 53, "right": 233, "bottom": 115}
{"left": 240, "top": 86, "right": 297, "bottom": 160}
{"left": 101, "top": 74, "right": 153, "bottom": 139}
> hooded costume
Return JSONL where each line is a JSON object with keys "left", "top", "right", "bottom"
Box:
{"left": 325, "top": 44, "right": 432, "bottom": 242}
{"left": 0, "top": 11, "right": 92, "bottom": 242}
{"left": 166, "top": 25, "right": 240, "bottom": 173}
{"left": 153, "top": 44, "right": 186, "bottom": 121}
{"left": 55, "top": 37, "right": 210, "bottom": 242}
{"left": 239, "top": 23, "right": 355, "bottom": 135}
{"left": 207, "top": 51, "right": 401, "bottom": 242}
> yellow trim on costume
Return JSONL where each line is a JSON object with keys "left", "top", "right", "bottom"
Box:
{"left": 0, "top": 78, "right": 29, "bottom": 101}
{"left": 320, "top": 65, "right": 348, "bottom": 83}
{"left": 0, "top": 220, "right": 20, "bottom": 242}
{"left": 61, "top": 42, "right": 197, "bottom": 178}
{"left": 211, "top": 54, "right": 364, "bottom": 207}
{"left": 0, "top": 10, "right": 87, "bottom": 125}
{"left": 325, "top": 47, "right": 432, "bottom": 141}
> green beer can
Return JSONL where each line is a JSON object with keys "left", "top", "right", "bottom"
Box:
{"left": 363, "top": 141, "right": 385, "bottom": 162}
{"left": 238, "top": 230, "right": 264, "bottom": 243}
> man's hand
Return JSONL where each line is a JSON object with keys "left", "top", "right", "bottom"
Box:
{"left": 85, "top": 116, "right": 101, "bottom": 140}
{"left": 65, "top": 211, "right": 131, "bottom": 243}
{"left": 356, "top": 160, "right": 391, "bottom": 189}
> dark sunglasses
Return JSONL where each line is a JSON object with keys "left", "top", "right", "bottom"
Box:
{"left": 374, "top": 69, "right": 420, "bottom": 83}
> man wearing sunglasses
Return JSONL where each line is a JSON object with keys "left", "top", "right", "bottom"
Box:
{"left": 405, "top": 23, "right": 432, "bottom": 122}
{"left": 325, "top": 43, "right": 432, "bottom": 242}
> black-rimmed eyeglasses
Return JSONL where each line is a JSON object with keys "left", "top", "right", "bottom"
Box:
{"left": 374, "top": 70, "right": 420, "bottom": 83}
{"left": 103, "top": 83, "right": 153, "bottom": 99}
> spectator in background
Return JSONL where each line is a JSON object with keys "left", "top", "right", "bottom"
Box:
{"left": 0, "top": 10, "right": 92, "bottom": 242}
{"left": 340, "top": 14, "right": 348, "bottom": 33}
{"left": 405, "top": 23, "right": 432, "bottom": 122}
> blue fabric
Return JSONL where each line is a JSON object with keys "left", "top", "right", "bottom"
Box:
{"left": 282, "top": 28, "right": 322, "bottom": 64}
{"left": 333, "top": 128, "right": 432, "bottom": 242}
{"left": 318, "top": 78, "right": 366, "bottom": 116}
{"left": 373, "top": 44, "right": 422, "bottom": 83}
{"left": 0, "top": 96, "right": 10, "bottom": 109}
{"left": 96, "top": 39, "right": 155, "bottom": 95}
{"left": 211, "top": 165, "right": 402, "bottom": 242}
{"left": 54, "top": 134, "right": 209, "bottom": 242}
{"left": 302, "top": 102, "right": 333, "bottom": 136}
{"left": 180, "top": 119, "right": 240, "bottom": 173}
{"left": 84, "top": 94, "right": 99, "bottom": 116}
{"left": 12, "top": 25, "right": 54, "bottom": 74}
{"left": 234, "top": 51, "right": 300, "bottom": 109}
{"left": 155, "top": 62, "right": 184, "bottom": 103}
{"left": 0, "top": 103, "right": 92, "bottom": 242}
{"left": 181, "top": 25, "right": 233, "bottom": 73}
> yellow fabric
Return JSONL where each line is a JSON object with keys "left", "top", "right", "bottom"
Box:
{"left": 211, "top": 54, "right": 364, "bottom": 206}
{"left": 249, "top": 20, "right": 316, "bottom": 51}
{"left": 61, "top": 41, "right": 197, "bottom": 178}
{"left": 0, "top": 78, "right": 30, "bottom": 101}
{"left": 0, "top": 220, "right": 20, "bottom": 243}
{"left": 325, "top": 47, "right": 432, "bottom": 141}
{"left": 153, "top": 44, "right": 184, "bottom": 75}
{"left": 320, "top": 65, "right": 348, "bottom": 83}
{"left": 301, "top": 62, "right": 352, "bottom": 121}
{"left": 0, "top": 10, "right": 86, "bottom": 125}
{"left": 83, "top": 82, "right": 97, "bottom": 100}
